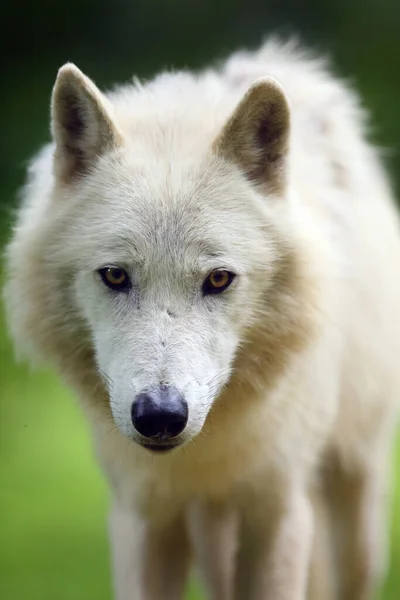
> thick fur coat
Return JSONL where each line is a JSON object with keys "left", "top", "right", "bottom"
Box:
{"left": 3, "top": 39, "right": 400, "bottom": 600}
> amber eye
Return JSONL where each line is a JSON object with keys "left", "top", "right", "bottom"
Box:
{"left": 202, "top": 269, "right": 236, "bottom": 295}
{"left": 98, "top": 266, "right": 131, "bottom": 291}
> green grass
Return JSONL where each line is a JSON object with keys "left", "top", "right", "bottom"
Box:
{"left": 0, "top": 301, "right": 399, "bottom": 599}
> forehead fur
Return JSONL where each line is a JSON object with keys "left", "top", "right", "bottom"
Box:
{"left": 49, "top": 147, "right": 280, "bottom": 276}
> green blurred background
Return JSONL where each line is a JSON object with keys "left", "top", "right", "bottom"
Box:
{"left": 1, "top": 1, "right": 400, "bottom": 598}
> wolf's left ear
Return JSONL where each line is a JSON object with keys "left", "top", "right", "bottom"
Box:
{"left": 213, "top": 78, "right": 290, "bottom": 194}
{"left": 51, "top": 63, "right": 123, "bottom": 183}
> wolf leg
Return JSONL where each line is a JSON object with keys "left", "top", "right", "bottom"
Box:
{"left": 188, "top": 499, "right": 237, "bottom": 600}
{"left": 325, "top": 455, "right": 391, "bottom": 600}
{"left": 234, "top": 486, "right": 313, "bottom": 600}
{"left": 306, "top": 484, "right": 337, "bottom": 600}
{"left": 109, "top": 502, "right": 191, "bottom": 600}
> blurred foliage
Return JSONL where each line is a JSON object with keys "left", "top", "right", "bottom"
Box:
{"left": 1, "top": 1, "right": 400, "bottom": 598}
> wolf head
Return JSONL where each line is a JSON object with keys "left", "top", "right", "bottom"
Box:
{"left": 5, "top": 64, "right": 314, "bottom": 454}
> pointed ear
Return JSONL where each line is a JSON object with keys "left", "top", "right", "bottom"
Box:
{"left": 51, "top": 63, "right": 123, "bottom": 183}
{"left": 213, "top": 78, "right": 290, "bottom": 194}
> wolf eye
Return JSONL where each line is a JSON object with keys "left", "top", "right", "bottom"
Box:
{"left": 98, "top": 266, "right": 131, "bottom": 291}
{"left": 202, "top": 269, "right": 235, "bottom": 295}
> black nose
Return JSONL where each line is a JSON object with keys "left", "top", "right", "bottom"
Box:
{"left": 131, "top": 387, "right": 188, "bottom": 440}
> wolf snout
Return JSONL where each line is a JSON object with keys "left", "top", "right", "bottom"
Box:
{"left": 131, "top": 386, "right": 188, "bottom": 443}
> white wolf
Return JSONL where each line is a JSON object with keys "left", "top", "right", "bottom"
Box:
{"left": 3, "top": 38, "right": 400, "bottom": 600}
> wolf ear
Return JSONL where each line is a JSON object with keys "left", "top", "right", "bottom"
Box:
{"left": 213, "top": 78, "right": 290, "bottom": 194}
{"left": 51, "top": 63, "right": 122, "bottom": 183}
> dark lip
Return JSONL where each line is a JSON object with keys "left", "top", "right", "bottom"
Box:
{"left": 140, "top": 443, "right": 179, "bottom": 454}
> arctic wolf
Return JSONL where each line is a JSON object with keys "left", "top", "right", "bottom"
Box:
{"left": 3, "top": 38, "right": 400, "bottom": 600}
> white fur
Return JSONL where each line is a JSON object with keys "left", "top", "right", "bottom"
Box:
{"left": 3, "top": 38, "right": 400, "bottom": 600}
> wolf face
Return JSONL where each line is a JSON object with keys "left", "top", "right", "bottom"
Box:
{"left": 7, "top": 64, "right": 293, "bottom": 452}
{"left": 68, "top": 162, "right": 265, "bottom": 449}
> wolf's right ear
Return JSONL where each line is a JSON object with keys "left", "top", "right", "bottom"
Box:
{"left": 213, "top": 78, "right": 290, "bottom": 194}
{"left": 51, "top": 63, "right": 123, "bottom": 183}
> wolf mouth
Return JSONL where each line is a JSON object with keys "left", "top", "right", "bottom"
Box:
{"left": 141, "top": 443, "right": 179, "bottom": 454}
